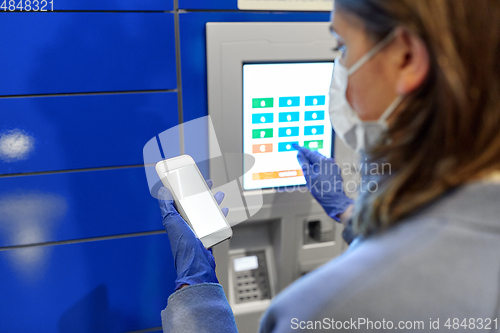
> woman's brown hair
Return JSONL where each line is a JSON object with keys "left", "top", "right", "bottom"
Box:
{"left": 336, "top": 0, "right": 500, "bottom": 235}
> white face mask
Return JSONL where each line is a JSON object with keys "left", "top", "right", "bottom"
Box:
{"left": 329, "top": 31, "right": 403, "bottom": 154}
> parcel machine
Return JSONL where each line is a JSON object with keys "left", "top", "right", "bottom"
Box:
{"left": 206, "top": 22, "right": 357, "bottom": 332}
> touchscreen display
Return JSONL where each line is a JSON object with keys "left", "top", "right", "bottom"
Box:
{"left": 243, "top": 62, "right": 334, "bottom": 190}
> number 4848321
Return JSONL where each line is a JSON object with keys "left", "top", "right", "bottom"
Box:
{"left": 1, "top": 0, "right": 53, "bottom": 11}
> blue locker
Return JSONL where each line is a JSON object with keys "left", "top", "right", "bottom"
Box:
{"left": 0, "top": 13, "right": 176, "bottom": 96}
{"left": 0, "top": 234, "right": 176, "bottom": 332}
{"left": 56, "top": 0, "right": 173, "bottom": 11}
{"left": 0, "top": 167, "right": 167, "bottom": 248}
{"left": 0, "top": 92, "right": 179, "bottom": 175}
{"left": 178, "top": 0, "right": 238, "bottom": 10}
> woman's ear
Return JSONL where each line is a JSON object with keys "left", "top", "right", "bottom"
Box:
{"left": 393, "top": 28, "right": 430, "bottom": 95}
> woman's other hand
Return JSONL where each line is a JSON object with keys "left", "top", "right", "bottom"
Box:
{"left": 293, "top": 144, "right": 354, "bottom": 223}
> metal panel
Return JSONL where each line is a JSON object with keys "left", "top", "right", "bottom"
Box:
{"left": 0, "top": 92, "right": 179, "bottom": 175}
{"left": 204, "top": 21, "right": 348, "bottom": 333}
{"left": 0, "top": 234, "right": 175, "bottom": 333}
{"left": 56, "top": 0, "right": 173, "bottom": 11}
{"left": 0, "top": 13, "right": 176, "bottom": 96}
{"left": 0, "top": 167, "right": 166, "bottom": 248}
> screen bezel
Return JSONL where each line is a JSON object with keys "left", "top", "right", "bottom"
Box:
{"left": 241, "top": 61, "right": 336, "bottom": 192}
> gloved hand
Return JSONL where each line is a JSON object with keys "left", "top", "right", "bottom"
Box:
{"left": 158, "top": 179, "right": 229, "bottom": 291}
{"left": 293, "top": 144, "right": 354, "bottom": 222}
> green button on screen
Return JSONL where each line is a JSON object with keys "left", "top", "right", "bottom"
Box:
{"left": 304, "top": 140, "right": 323, "bottom": 150}
{"left": 252, "top": 98, "right": 274, "bottom": 108}
{"left": 252, "top": 128, "right": 273, "bottom": 139}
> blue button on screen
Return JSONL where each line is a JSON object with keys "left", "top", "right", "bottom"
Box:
{"left": 279, "top": 97, "right": 300, "bottom": 107}
{"left": 279, "top": 112, "right": 300, "bottom": 122}
{"left": 304, "top": 125, "right": 324, "bottom": 136}
{"left": 278, "top": 141, "right": 299, "bottom": 152}
{"left": 305, "top": 96, "right": 325, "bottom": 106}
{"left": 252, "top": 113, "right": 274, "bottom": 124}
{"left": 304, "top": 111, "right": 325, "bottom": 121}
{"left": 278, "top": 127, "right": 299, "bottom": 137}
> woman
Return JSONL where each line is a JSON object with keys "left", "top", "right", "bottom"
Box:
{"left": 159, "top": 0, "right": 500, "bottom": 331}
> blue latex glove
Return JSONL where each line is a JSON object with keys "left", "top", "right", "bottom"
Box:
{"left": 293, "top": 144, "right": 354, "bottom": 222}
{"left": 158, "top": 179, "right": 229, "bottom": 291}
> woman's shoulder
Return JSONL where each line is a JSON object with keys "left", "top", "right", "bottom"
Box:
{"left": 260, "top": 182, "right": 500, "bottom": 333}
{"left": 259, "top": 221, "right": 436, "bottom": 332}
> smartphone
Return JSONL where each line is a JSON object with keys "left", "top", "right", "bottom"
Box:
{"left": 155, "top": 155, "right": 232, "bottom": 248}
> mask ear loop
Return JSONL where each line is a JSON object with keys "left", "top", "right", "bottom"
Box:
{"left": 347, "top": 30, "right": 398, "bottom": 76}
{"left": 378, "top": 95, "right": 404, "bottom": 124}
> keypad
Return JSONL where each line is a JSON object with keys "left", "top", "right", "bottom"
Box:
{"left": 233, "top": 251, "right": 271, "bottom": 304}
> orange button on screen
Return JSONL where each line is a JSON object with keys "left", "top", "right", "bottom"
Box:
{"left": 252, "top": 144, "right": 273, "bottom": 154}
{"left": 252, "top": 169, "right": 303, "bottom": 180}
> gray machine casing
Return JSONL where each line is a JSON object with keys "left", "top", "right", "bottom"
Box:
{"left": 206, "top": 22, "right": 358, "bottom": 332}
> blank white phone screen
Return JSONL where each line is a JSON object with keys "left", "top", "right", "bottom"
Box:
{"left": 164, "top": 165, "right": 227, "bottom": 239}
